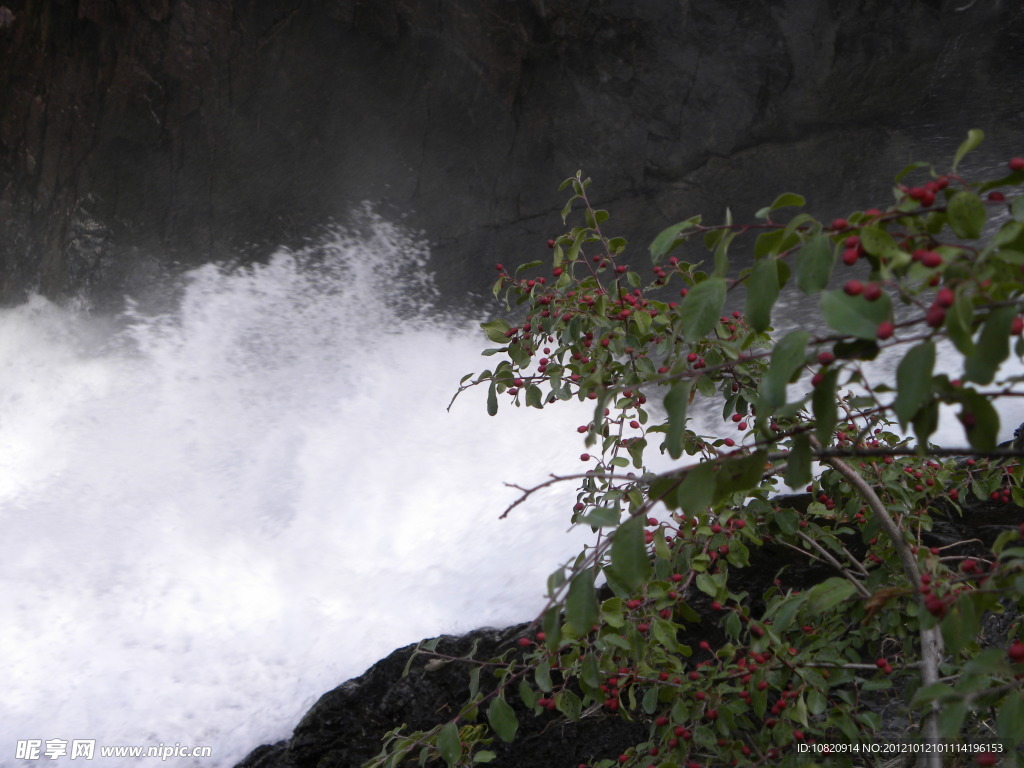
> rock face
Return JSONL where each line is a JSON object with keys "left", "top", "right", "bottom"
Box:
{"left": 234, "top": 493, "right": 1023, "bottom": 768}
{"left": 2, "top": 0, "right": 1024, "bottom": 306}
{"left": 233, "top": 624, "right": 646, "bottom": 768}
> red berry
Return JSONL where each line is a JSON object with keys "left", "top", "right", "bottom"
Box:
{"left": 844, "top": 280, "right": 864, "bottom": 296}
{"left": 989, "top": 191, "right": 1006, "bottom": 202}
{"left": 1012, "top": 316, "right": 1024, "bottom": 336}
{"left": 818, "top": 350, "right": 835, "bottom": 365}
{"left": 920, "top": 250, "right": 942, "bottom": 268}
{"left": 1009, "top": 640, "right": 1024, "bottom": 663}
{"left": 832, "top": 218, "right": 848, "bottom": 231}
{"left": 517, "top": 637, "right": 531, "bottom": 647}
{"left": 863, "top": 283, "right": 883, "bottom": 302}
{"left": 935, "top": 287, "right": 955, "bottom": 308}
{"left": 975, "top": 752, "right": 999, "bottom": 767}
{"left": 842, "top": 247, "right": 859, "bottom": 266}
{"left": 876, "top": 321, "right": 895, "bottom": 340}
{"left": 925, "top": 595, "right": 947, "bottom": 617}
{"left": 1010, "top": 157, "right": 1024, "bottom": 172}
{"left": 926, "top": 305, "right": 946, "bottom": 328}
{"left": 580, "top": 453, "right": 591, "bottom": 461}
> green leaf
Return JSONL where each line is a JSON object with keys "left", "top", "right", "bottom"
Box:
{"left": 486, "top": 380, "right": 498, "bottom": 416}
{"left": 959, "top": 389, "right": 1000, "bottom": 452}
{"left": 965, "top": 305, "right": 1015, "bottom": 385}
{"left": 566, "top": 568, "right": 599, "bottom": 634}
{"left": 771, "top": 592, "right": 809, "bottom": 635}
{"left": 514, "top": 260, "right": 542, "bottom": 275}
{"left": 653, "top": 617, "right": 679, "bottom": 653}
{"left": 893, "top": 341, "right": 936, "bottom": 428}
{"left": 745, "top": 258, "right": 780, "bottom": 332}
{"left": 820, "top": 289, "right": 892, "bottom": 340}
{"left": 713, "top": 451, "right": 767, "bottom": 502}
{"left": 784, "top": 432, "right": 813, "bottom": 488}
{"left": 807, "top": 688, "right": 828, "bottom": 716}
{"left": 582, "top": 653, "right": 601, "bottom": 691}
{"left": 938, "top": 700, "right": 967, "bottom": 738}
{"left": 997, "top": 691, "right": 1024, "bottom": 748}
{"left": 941, "top": 593, "right": 980, "bottom": 656}
{"left": 813, "top": 368, "right": 840, "bottom": 446}
{"left": 480, "top": 319, "right": 512, "bottom": 344}
{"left": 437, "top": 722, "right": 462, "bottom": 767}
{"left": 912, "top": 399, "right": 939, "bottom": 447}
{"left": 696, "top": 572, "right": 723, "bottom": 599}
{"left": 894, "top": 161, "right": 932, "bottom": 183}
{"left": 1013, "top": 196, "right": 1024, "bottom": 223}
{"left": 487, "top": 697, "right": 519, "bottom": 743}
{"left": 579, "top": 507, "right": 620, "bottom": 528}
{"left": 676, "top": 462, "right": 716, "bottom": 517}
{"left": 795, "top": 233, "right": 835, "bottom": 294}
{"left": 806, "top": 577, "right": 857, "bottom": 613}
{"left": 952, "top": 128, "right": 984, "bottom": 172}
{"left": 601, "top": 597, "right": 625, "bottom": 628}
{"left": 680, "top": 277, "right": 727, "bottom": 342}
{"left": 458, "top": 669, "right": 479, "bottom": 714}
{"left": 762, "top": 330, "right": 809, "bottom": 408}
{"left": 642, "top": 686, "right": 659, "bottom": 716}
{"left": 525, "top": 384, "right": 543, "bottom": 409}
{"left": 649, "top": 215, "right": 702, "bottom": 260}
{"left": 474, "top": 751, "right": 497, "bottom": 764}
{"left": 946, "top": 291, "right": 975, "bottom": 356}
{"left": 663, "top": 380, "right": 692, "bottom": 460}
{"left": 608, "top": 515, "right": 652, "bottom": 593}
{"left": 556, "top": 689, "right": 583, "bottom": 721}
{"left": 756, "top": 192, "right": 805, "bottom": 218}
{"left": 858, "top": 226, "right": 902, "bottom": 261}
{"left": 947, "top": 190, "right": 986, "bottom": 239}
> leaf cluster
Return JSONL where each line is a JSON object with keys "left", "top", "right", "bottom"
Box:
{"left": 377, "top": 133, "right": 1024, "bottom": 768}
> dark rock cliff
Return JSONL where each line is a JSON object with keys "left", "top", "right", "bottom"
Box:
{"left": 2, "top": 1, "right": 1023, "bottom": 306}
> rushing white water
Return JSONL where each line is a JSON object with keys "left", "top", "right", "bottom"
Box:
{"left": 4, "top": 204, "right": 1023, "bottom": 768}
{"left": 0, "top": 215, "right": 600, "bottom": 767}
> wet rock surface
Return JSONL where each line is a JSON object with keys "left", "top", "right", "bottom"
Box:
{"left": 2, "top": 1, "right": 1023, "bottom": 306}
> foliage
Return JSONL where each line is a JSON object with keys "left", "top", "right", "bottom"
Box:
{"left": 368, "top": 133, "right": 1024, "bottom": 768}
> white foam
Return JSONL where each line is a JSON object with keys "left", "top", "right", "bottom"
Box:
{"left": 0, "top": 215, "right": 595, "bottom": 766}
